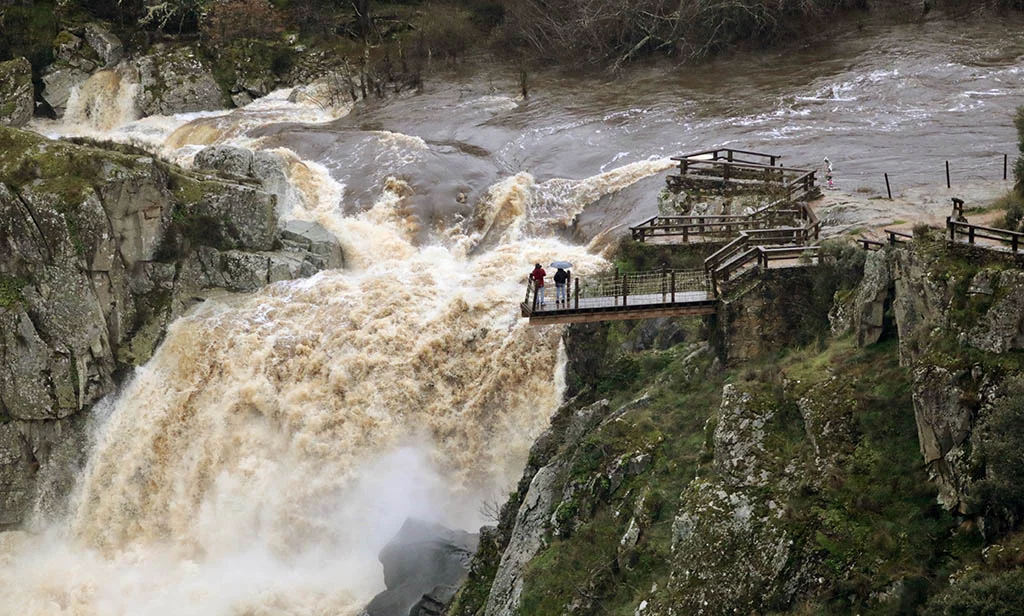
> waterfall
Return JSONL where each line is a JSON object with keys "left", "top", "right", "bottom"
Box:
{"left": 0, "top": 85, "right": 673, "bottom": 615}
{"left": 63, "top": 68, "right": 140, "bottom": 132}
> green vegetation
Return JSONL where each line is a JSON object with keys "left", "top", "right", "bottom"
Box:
{"left": 519, "top": 328, "right": 721, "bottom": 616}
{"left": 0, "top": 275, "right": 27, "bottom": 309}
{"left": 453, "top": 231, "right": 1024, "bottom": 616}
{"left": 4, "top": 0, "right": 1023, "bottom": 83}
{"left": 969, "top": 375, "right": 1024, "bottom": 536}
{"left": 511, "top": 319, "right": 973, "bottom": 615}
{"left": 1013, "top": 106, "right": 1024, "bottom": 197}
{"left": 0, "top": 1, "right": 59, "bottom": 72}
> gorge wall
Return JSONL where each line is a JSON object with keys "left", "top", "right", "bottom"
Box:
{"left": 449, "top": 235, "right": 1024, "bottom": 616}
{"left": 0, "top": 127, "right": 342, "bottom": 528}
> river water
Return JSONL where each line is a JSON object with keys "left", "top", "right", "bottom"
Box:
{"left": 3, "top": 12, "right": 1024, "bottom": 616}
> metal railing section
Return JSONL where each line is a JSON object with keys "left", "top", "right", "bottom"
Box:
{"left": 523, "top": 268, "right": 712, "bottom": 314}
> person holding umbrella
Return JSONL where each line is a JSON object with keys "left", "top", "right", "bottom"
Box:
{"left": 551, "top": 260, "right": 572, "bottom": 306}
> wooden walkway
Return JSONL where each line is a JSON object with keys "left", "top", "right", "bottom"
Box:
{"left": 521, "top": 148, "right": 825, "bottom": 325}
{"left": 521, "top": 269, "right": 716, "bottom": 324}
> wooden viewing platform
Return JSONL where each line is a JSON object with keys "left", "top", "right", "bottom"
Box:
{"left": 666, "top": 148, "right": 821, "bottom": 202}
{"left": 521, "top": 269, "right": 716, "bottom": 324}
{"left": 522, "top": 148, "right": 826, "bottom": 325}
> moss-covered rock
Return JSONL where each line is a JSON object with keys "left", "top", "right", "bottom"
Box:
{"left": 0, "top": 58, "right": 34, "bottom": 128}
{"left": 0, "top": 127, "right": 339, "bottom": 527}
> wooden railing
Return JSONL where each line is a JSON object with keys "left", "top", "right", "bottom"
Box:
{"left": 947, "top": 218, "right": 1024, "bottom": 252}
{"left": 857, "top": 229, "right": 914, "bottom": 250}
{"left": 667, "top": 149, "right": 819, "bottom": 202}
{"left": 632, "top": 198, "right": 819, "bottom": 243}
{"left": 523, "top": 268, "right": 711, "bottom": 314}
{"left": 702, "top": 204, "right": 821, "bottom": 290}
{"left": 671, "top": 148, "right": 782, "bottom": 167}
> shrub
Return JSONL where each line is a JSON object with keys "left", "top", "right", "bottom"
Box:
{"left": 993, "top": 190, "right": 1024, "bottom": 232}
{"left": 201, "top": 0, "right": 284, "bottom": 47}
{"left": 922, "top": 569, "right": 1024, "bottom": 616}
{"left": 414, "top": 5, "right": 481, "bottom": 61}
{"left": 968, "top": 375, "right": 1024, "bottom": 536}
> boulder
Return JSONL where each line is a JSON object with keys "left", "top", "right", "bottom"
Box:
{"left": 83, "top": 23, "right": 124, "bottom": 67}
{"left": 362, "top": 518, "right": 478, "bottom": 616}
{"left": 0, "top": 58, "right": 34, "bottom": 127}
{"left": 41, "top": 31, "right": 99, "bottom": 117}
{"left": 713, "top": 384, "right": 775, "bottom": 488}
{"left": 280, "top": 220, "right": 344, "bottom": 270}
{"left": 194, "top": 145, "right": 255, "bottom": 177}
{"left": 964, "top": 269, "right": 1024, "bottom": 353}
{"left": 42, "top": 66, "right": 91, "bottom": 118}
{"left": 135, "top": 45, "right": 225, "bottom": 116}
{"left": 665, "top": 482, "right": 801, "bottom": 614}
{"left": 890, "top": 248, "right": 952, "bottom": 366}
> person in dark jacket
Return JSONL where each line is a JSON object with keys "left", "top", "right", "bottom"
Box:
{"left": 553, "top": 267, "right": 570, "bottom": 305}
{"left": 530, "top": 263, "right": 547, "bottom": 307}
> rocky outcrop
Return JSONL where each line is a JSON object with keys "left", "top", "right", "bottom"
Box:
{"left": 82, "top": 23, "right": 124, "bottom": 67}
{"left": 362, "top": 518, "right": 478, "bottom": 616}
{"left": 482, "top": 399, "right": 611, "bottom": 616}
{"left": 42, "top": 31, "right": 97, "bottom": 116}
{"left": 666, "top": 481, "right": 802, "bottom": 614}
{"left": 716, "top": 267, "right": 836, "bottom": 362}
{"left": 890, "top": 247, "right": 952, "bottom": 366}
{"left": 962, "top": 269, "right": 1024, "bottom": 353}
{"left": 853, "top": 249, "right": 891, "bottom": 346}
{"left": 0, "top": 127, "right": 341, "bottom": 527}
{"left": 0, "top": 58, "right": 34, "bottom": 128}
{"left": 40, "top": 26, "right": 125, "bottom": 117}
{"left": 134, "top": 45, "right": 226, "bottom": 116}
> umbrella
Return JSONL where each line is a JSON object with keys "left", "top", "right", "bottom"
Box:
{"left": 549, "top": 261, "right": 573, "bottom": 269}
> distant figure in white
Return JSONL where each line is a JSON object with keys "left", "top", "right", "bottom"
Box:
{"left": 822, "top": 156, "right": 834, "bottom": 190}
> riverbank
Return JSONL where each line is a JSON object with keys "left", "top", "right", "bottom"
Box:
{"left": 816, "top": 180, "right": 1013, "bottom": 239}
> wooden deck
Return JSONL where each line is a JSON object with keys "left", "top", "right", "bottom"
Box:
{"left": 520, "top": 148, "right": 827, "bottom": 326}
{"left": 522, "top": 290, "right": 716, "bottom": 324}
{"left": 521, "top": 269, "right": 715, "bottom": 325}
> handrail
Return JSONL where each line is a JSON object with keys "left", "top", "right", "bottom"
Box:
{"left": 885, "top": 229, "right": 913, "bottom": 244}
{"left": 671, "top": 148, "right": 782, "bottom": 166}
{"left": 522, "top": 267, "right": 713, "bottom": 315}
{"left": 673, "top": 158, "right": 811, "bottom": 175}
{"left": 948, "top": 218, "right": 1024, "bottom": 252}
{"left": 631, "top": 197, "right": 809, "bottom": 242}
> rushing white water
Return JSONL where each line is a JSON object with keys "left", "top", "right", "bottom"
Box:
{"left": 1, "top": 69, "right": 670, "bottom": 615}
{"left": 7, "top": 13, "right": 1024, "bottom": 613}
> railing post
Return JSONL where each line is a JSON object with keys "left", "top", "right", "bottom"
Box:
{"left": 671, "top": 271, "right": 676, "bottom": 303}
{"left": 622, "top": 274, "right": 628, "bottom": 306}
{"left": 1013, "top": 234, "right": 1019, "bottom": 253}
{"left": 948, "top": 218, "right": 955, "bottom": 241}
{"left": 969, "top": 226, "right": 975, "bottom": 244}
{"left": 661, "top": 265, "right": 667, "bottom": 302}
{"left": 574, "top": 277, "right": 580, "bottom": 309}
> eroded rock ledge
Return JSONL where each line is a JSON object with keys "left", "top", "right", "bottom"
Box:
{"left": 0, "top": 127, "right": 342, "bottom": 527}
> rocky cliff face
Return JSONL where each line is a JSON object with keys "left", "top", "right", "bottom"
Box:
{"left": 0, "top": 58, "right": 34, "bottom": 128}
{"left": 449, "top": 236, "right": 1024, "bottom": 616}
{"left": 0, "top": 127, "right": 342, "bottom": 527}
